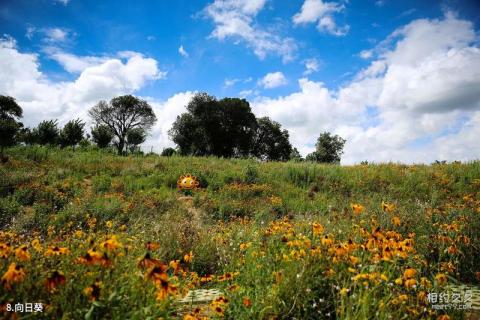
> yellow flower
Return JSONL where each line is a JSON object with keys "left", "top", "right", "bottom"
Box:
{"left": 184, "top": 251, "right": 193, "bottom": 263}
{"left": 239, "top": 242, "right": 252, "bottom": 250}
{"left": 31, "top": 239, "right": 43, "bottom": 252}
{"left": 1, "top": 263, "right": 26, "bottom": 289}
{"left": 392, "top": 216, "right": 401, "bottom": 227}
{"left": 403, "top": 268, "right": 417, "bottom": 279}
{"left": 404, "top": 278, "right": 417, "bottom": 289}
{"left": 339, "top": 287, "right": 349, "bottom": 296}
{"left": 312, "top": 223, "right": 324, "bottom": 235}
{"left": 435, "top": 273, "right": 448, "bottom": 285}
{"left": 100, "top": 235, "right": 122, "bottom": 251}
{"left": 351, "top": 204, "right": 365, "bottom": 214}
{"left": 105, "top": 220, "right": 113, "bottom": 228}
{"left": 45, "top": 246, "right": 70, "bottom": 257}
{"left": 382, "top": 201, "right": 395, "bottom": 213}
{"left": 395, "top": 278, "right": 403, "bottom": 285}
{"left": 0, "top": 242, "right": 11, "bottom": 258}
{"left": 14, "top": 245, "right": 31, "bottom": 261}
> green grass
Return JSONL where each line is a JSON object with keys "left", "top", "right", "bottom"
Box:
{"left": 0, "top": 146, "right": 479, "bottom": 319}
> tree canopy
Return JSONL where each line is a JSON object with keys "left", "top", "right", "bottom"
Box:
{"left": 169, "top": 93, "right": 258, "bottom": 157}
{"left": 89, "top": 95, "right": 156, "bottom": 155}
{"left": 306, "top": 132, "right": 346, "bottom": 163}
{"left": 91, "top": 125, "right": 114, "bottom": 149}
{"left": 59, "top": 119, "right": 85, "bottom": 149}
{"left": 253, "top": 117, "right": 292, "bottom": 161}
{"left": 0, "top": 95, "right": 23, "bottom": 158}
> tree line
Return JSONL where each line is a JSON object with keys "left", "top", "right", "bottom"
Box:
{"left": 0, "top": 94, "right": 346, "bottom": 163}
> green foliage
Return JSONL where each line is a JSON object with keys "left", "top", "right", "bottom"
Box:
{"left": 161, "top": 147, "right": 177, "bottom": 157}
{"left": 306, "top": 131, "right": 346, "bottom": 163}
{"left": 126, "top": 128, "right": 146, "bottom": 154}
{"left": 0, "top": 95, "right": 23, "bottom": 157}
{"left": 253, "top": 117, "right": 292, "bottom": 161}
{"left": 91, "top": 125, "right": 114, "bottom": 148}
{"left": 0, "top": 196, "right": 21, "bottom": 228}
{"left": 89, "top": 95, "right": 156, "bottom": 155}
{"left": 59, "top": 118, "right": 85, "bottom": 149}
{"left": 35, "top": 119, "right": 60, "bottom": 145}
{"left": 169, "top": 93, "right": 258, "bottom": 157}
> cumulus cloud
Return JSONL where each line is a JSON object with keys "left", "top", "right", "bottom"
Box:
{"left": 258, "top": 71, "right": 287, "bottom": 89}
{"left": 0, "top": 36, "right": 164, "bottom": 127}
{"left": 253, "top": 12, "right": 480, "bottom": 163}
{"left": 293, "top": 0, "right": 349, "bottom": 36}
{"left": 178, "top": 45, "right": 189, "bottom": 58}
{"left": 204, "top": 0, "right": 297, "bottom": 62}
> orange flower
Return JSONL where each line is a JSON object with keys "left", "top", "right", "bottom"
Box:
{"left": 138, "top": 252, "right": 162, "bottom": 269}
{"left": 184, "top": 251, "right": 193, "bottom": 263}
{"left": 1, "top": 263, "right": 26, "bottom": 289}
{"left": 351, "top": 204, "right": 365, "bottom": 214}
{"left": 100, "top": 235, "right": 122, "bottom": 251}
{"left": 45, "top": 271, "right": 66, "bottom": 292}
{"left": 312, "top": 223, "right": 324, "bottom": 235}
{"left": 145, "top": 241, "right": 160, "bottom": 251}
{"left": 0, "top": 242, "right": 11, "bottom": 258}
{"left": 45, "top": 246, "right": 70, "bottom": 257}
{"left": 403, "top": 268, "right": 417, "bottom": 279}
{"left": 243, "top": 297, "right": 252, "bottom": 307}
{"left": 392, "top": 216, "right": 401, "bottom": 227}
{"left": 84, "top": 281, "right": 102, "bottom": 301}
{"left": 14, "top": 245, "right": 30, "bottom": 261}
{"left": 382, "top": 202, "right": 395, "bottom": 213}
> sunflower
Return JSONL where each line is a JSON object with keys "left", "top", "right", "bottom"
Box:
{"left": 435, "top": 273, "right": 448, "bottom": 285}
{"left": 77, "top": 249, "right": 110, "bottom": 266}
{"left": 1, "top": 263, "right": 26, "bottom": 289}
{"left": 381, "top": 201, "right": 395, "bottom": 213}
{"left": 45, "top": 270, "right": 66, "bottom": 292}
{"left": 403, "top": 268, "right": 417, "bottom": 279}
{"left": 177, "top": 174, "right": 200, "bottom": 190}
{"left": 155, "top": 273, "right": 177, "bottom": 301}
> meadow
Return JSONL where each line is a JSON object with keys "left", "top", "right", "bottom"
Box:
{"left": 0, "top": 146, "right": 479, "bottom": 319}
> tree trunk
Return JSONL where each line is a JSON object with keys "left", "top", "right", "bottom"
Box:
{"left": 117, "top": 138, "right": 125, "bottom": 155}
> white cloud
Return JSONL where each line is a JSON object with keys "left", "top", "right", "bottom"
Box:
{"left": 252, "top": 13, "right": 480, "bottom": 163}
{"left": 0, "top": 36, "right": 164, "bottom": 128}
{"left": 303, "top": 58, "right": 320, "bottom": 75}
{"left": 143, "top": 92, "right": 195, "bottom": 152}
{"left": 258, "top": 72, "right": 287, "bottom": 89}
{"left": 224, "top": 78, "right": 240, "bottom": 87}
{"left": 359, "top": 49, "right": 373, "bottom": 59}
{"left": 204, "top": 0, "right": 297, "bottom": 62}
{"left": 178, "top": 45, "right": 189, "bottom": 58}
{"left": 25, "top": 26, "right": 36, "bottom": 40}
{"left": 43, "top": 27, "right": 70, "bottom": 43}
{"left": 293, "top": 0, "right": 349, "bottom": 36}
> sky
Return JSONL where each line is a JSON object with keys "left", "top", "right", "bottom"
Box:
{"left": 0, "top": 0, "right": 480, "bottom": 164}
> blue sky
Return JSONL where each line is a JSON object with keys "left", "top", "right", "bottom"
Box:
{"left": 1, "top": 0, "right": 480, "bottom": 163}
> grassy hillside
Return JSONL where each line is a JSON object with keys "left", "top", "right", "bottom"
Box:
{"left": 1, "top": 146, "right": 479, "bottom": 319}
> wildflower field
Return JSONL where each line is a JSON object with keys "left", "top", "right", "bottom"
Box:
{"left": 1, "top": 146, "right": 479, "bottom": 319}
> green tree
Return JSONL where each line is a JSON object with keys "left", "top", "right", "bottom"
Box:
{"left": 89, "top": 95, "right": 157, "bottom": 155}
{"left": 91, "top": 125, "right": 114, "bottom": 149}
{"left": 126, "top": 128, "right": 146, "bottom": 154}
{"left": 0, "top": 96, "right": 23, "bottom": 158}
{"left": 306, "top": 132, "right": 346, "bottom": 163}
{"left": 169, "top": 93, "right": 257, "bottom": 157}
{"left": 161, "top": 147, "right": 177, "bottom": 157}
{"left": 35, "top": 120, "right": 59, "bottom": 146}
{"left": 59, "top": 119, "right": 85, "bottom": 149}
{"left": 253, "top": 117, "right": 292, "bottom": 161}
